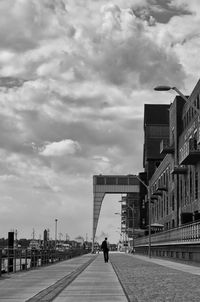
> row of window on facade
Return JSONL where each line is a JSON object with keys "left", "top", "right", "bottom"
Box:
{"left": 151, "top": 167, "right": 170, "bottom": 194}
{"left": 96, "top": 176, "right": 138, "bottom": 186}
{"left": 151, "top": 163, "right": 199, "bottom": 200}
{"left": 150, "top": 165, "right": 199, "bottom": 229}
{"left": 179, "top": 136, "right": 200, "bottom": 163}
{"left": 179, "top": 167, "right": 199, "bottom": 202}
{"left": 182, "top": 94, "right": 200, "bottom": 130}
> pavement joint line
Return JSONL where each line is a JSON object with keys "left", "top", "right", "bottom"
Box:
{"left": 25, "top": 255, "right": 97, "bottom": 302}
{"left": 110, "top": 258, "right": 131, "bottom": 302}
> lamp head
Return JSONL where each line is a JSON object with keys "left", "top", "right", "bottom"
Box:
{"left": 154, "top": 85, "right": 172, "bottom": 91}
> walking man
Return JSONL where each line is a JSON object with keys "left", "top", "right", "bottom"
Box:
{"left": 101, "top": 237, "right": 109, "bottom": 263}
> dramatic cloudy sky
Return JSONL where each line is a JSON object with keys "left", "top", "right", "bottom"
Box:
{"left": 0, "top": 0, "right": 200, "bottom": 243}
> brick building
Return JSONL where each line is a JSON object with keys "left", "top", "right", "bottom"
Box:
{"left": 147, "top": 79, "right": 200, "bottom": 230}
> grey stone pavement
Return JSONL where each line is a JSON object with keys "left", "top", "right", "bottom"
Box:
{"left": 110, "top": 253, "right": 200, "bottom": 302}
{"left": 53, "top": 252, "right": 127, "bottom": 302}
{"left": 0, "top": 253, "right": 96, "bottom": 301}
{"left": 1, "top": 252, "right": 200, "bottom": 301}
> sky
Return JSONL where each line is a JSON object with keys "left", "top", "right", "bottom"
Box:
{"left": 0, "top": 0, "right": 200, "bottom": 243}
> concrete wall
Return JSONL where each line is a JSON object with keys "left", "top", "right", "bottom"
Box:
{"left": 135, "top": 243, "right": 200, "bottom": 263}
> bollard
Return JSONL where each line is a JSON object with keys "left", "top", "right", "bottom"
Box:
{"left": 25, "top": 249, "right": 28, "bottom": 270}
{"left": 0, "top": 249, "right": 2, "bottom": 277}
{"left": 8, "top": 232, "right": 14, "bottom": 273}
{"left": 30, "top": 249, "right": 38, "bottom": 268}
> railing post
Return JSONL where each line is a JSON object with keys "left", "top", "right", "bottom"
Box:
{"left": 19, "top": 249, "right": 21, "bottom": 271}
{"left": 0, "top": 249, "right": 2, "bottom": 277}
{"left": 8, "top": 232, "right": 14, "bottom": 273}
{"left": 14, "top": 249, "right": 16, "bottom": 273}
{"left": 25, "top": 249, "right": 28, "bottom": 270}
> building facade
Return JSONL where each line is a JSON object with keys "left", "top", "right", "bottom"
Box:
{"left": 143, "top": 104, "right": 170, "bottom": 181}
{"left": 148, "top": 79, "right": 200, "bottom": 230}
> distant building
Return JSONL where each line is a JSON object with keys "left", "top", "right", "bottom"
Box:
{"left": 75, "top": 236, "right": 84, "bottom": 246}
{"left": 29, "top": 239, "right": 40, "bottom": 250}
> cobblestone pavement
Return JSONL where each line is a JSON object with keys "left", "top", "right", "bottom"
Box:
{"left": 110, "top": 253, "right": 200, "bottom": 302}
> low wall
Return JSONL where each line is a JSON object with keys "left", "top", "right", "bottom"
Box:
{"left": 135, "top": 243, "right": 200, "bottom": 263}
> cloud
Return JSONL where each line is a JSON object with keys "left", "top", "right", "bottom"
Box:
{"left": 39, "top": 139, "right": 81, "bottom": 157}
{"left": 0, "top": 0, "right": 199, "bottom": 241}
{"left": 0, "top": 77, "right": 29, "bottom": 88}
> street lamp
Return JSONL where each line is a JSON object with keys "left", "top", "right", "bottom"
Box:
{"left": 135, "top": 175, "right": 152, "bottom": 258}
{"left": 115, "top": 212, "right": 124, "bottom": 246}
{"left": 118, "top": 200, "right": 135, "bottom": 253}
{"left": 116, "top": 206, "right": 129, "bottom": 252}
{"left": 55, "top": 219, "right": 58, "bottom": 249}
{"left": 126, "top": 204, "right": 135, "bottom": 253}
{"left": 154, "top": 85, "right": 200, "bottom": 116}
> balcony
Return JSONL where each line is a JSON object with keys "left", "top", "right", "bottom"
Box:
{"left": 160, "top": 139, "right": 174, "bottom": 155}
{"left": 152, "top": 191, "right": 163, "bottom": 196}
{"left": 150, "top": 196, "right": 158, "bottom": 204}
{"left": 134, "top": 220, "right": 200, "bottom": 246}
{"left": 180, "top": 138, "right": 200, "bottom": 165}
{"left": 150, "top": 196, "right": 158, "bottom": 201}
{"left": 171, "top": 165, "right": 187, "bottom": 175}
{"left": 156, "top": 186, "right": 167, "bottom": 192}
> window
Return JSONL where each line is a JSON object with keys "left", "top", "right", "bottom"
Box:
{"left": 142, "top": 199, "right": 145, "bottom": 209}
{"left": 161, "top": 199, "right": 163, "bottom": 218}
{"left": 166, "top": 170, "right": 169, "bottom": 186}
{"left": 195, "top": 170, "right": 198, "bottom": 200}
{"left": 166, "top": 196, "right": 169, "bottom": 215}
{"left": 118, "top": 177, "right": 128, "bottom": 185}
{"left": 129, "top": 177, "right": 138, "bottom": 185}
{"left": 183, "top": 116, "right": 186, "bottom": 129}
{"left": 197, "top": 94, "right": 200, "bottom": 109}
{"left": 172, "top": 192, "right": 175, "bottom": 211}
{"left": 180, "top": 178, "right": 183, "bottom": 205}
{"left": 190, "top": 169, "right": 193, "bottom": 197}
{"left": 96, "top": 177, "right": 105, "bottom": 185}
{"left": 185, "top": 178, "right": 187, "bottom": 204}
{"left": 163, "top": 195, "right": 165, "bottom": 215}
{"left": 189, "top": 108, "right": 192, "bottom": 122}
{"left": 187, "top": 111, "right": 189, "bottom": 125}
{"left": 106, "top": 177, "right": 116, "bottom": 185}
{"left": 163, "top": 173, "right": 165, "bottom": 185}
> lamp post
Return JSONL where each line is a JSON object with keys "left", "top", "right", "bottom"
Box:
{"left": 126, "top": 204, "right": 135, "bottom": 253}
{"left": 55, "top": 219, "right": 58, "bottom": 249}
{"left": 154, "top": 85, "right": 200, "bottom": 116}
{"left": 115, "top": 230, "right": 122, "bottom": 250}
{"left": 118, "top": 199, "right": 135, "bottom": 253}
{"left": 115, "top": 213, "right": 124, "bottom": 251}
{"left": 115, "top": 212, "right": 123, "bottom": 246}
{"left": 135, "top": 175, "right": 151, "bottom": 258}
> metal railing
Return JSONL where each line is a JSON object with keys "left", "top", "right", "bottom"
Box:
{"left": 0, "top": 248, "right": 90, "bottom": 276}
{"left": 135, "top": 220, "right": 200, "bottom": 246}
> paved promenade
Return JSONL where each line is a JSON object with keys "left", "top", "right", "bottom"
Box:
{"left": 0, "top": 253, "right": 96, "bottom": 301}
{"left": 110, "top": 253, "right": 200, "bottom": 302}
{"left": 1, "top": 252, "right": 200, "bottom": 301}
{"left": 53, "top": 253, "right": 127, "bottom": 302}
